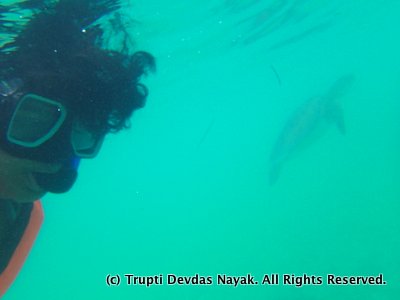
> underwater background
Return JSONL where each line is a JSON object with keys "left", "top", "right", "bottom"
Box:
{"left": 5, "top": 0, "right": 400, "bottom": 299}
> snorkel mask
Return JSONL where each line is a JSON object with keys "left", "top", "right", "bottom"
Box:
{"left": 0, "top": 78, "right": 106, "bottom": 193}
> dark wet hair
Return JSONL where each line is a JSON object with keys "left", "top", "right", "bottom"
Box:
{"left": 0, "top": 0, "right": 155, "bottom": 133}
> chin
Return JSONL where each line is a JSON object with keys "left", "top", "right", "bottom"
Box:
{"left": 14, "top": 190, "right": 47, "bottom": 203}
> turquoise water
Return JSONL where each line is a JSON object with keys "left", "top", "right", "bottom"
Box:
{"left": 5, "top": 0, "right": 400, "bottom": 299}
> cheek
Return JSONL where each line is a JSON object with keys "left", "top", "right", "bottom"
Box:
{"left": 0, "top": 161, "right": 23, "bottom": 183}
{"left": 0, "top": 152, "right": 44, "bottom": 201}
{"left": 0, "top": 153, "right": 25, "bottom": 173}
{"left": 0, "top": 171, "right": 23, "bottom": 197}
{"left": 0, "top": 169, "right": 41, "bottom": 202}
{"left": 0, "top": 174, "right": 44, "bottom": 202}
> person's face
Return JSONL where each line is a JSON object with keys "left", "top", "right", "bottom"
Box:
{"left": 0, "top": 148, "right": 61, "bottom": 203}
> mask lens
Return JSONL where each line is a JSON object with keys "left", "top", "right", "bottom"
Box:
{"left": 71, "top": 122, "right": 104, "bottom": 158}
{"left": 7, "top": 94, "right": 66, "bottom": 147}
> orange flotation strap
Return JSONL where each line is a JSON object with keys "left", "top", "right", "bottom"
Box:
{"left": 0, "top": 201, "right": 43, "bottom": 298}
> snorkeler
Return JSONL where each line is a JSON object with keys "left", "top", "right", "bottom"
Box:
{"left": 0, "top": 0, "right": 155, "bottom": 296}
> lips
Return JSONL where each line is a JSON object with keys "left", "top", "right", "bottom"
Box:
{"left": 33, "top": 167, "right": 78, "bottom": 194}
{"left": 26, "top": 172, "right": 45, "bottom": 193}
{"left": 24, "top": 162, "right": 62, "bottom": 193}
